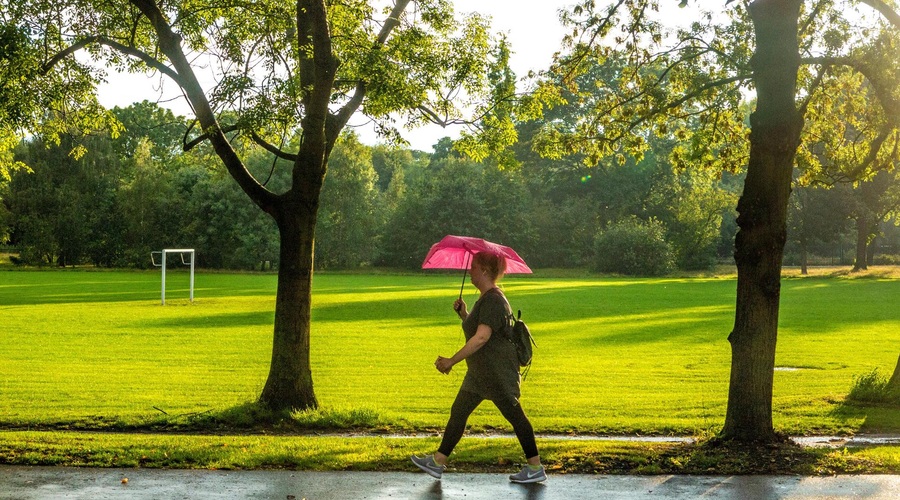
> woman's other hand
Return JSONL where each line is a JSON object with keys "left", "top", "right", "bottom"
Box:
{"left": 435, "top": 356, "right": 454, "bottom": 374}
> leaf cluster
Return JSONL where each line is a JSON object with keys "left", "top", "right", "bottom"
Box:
{"left": 0, "top": 0, "right": 514, "bottom": 177}
{"left": 530, "top": 0, "right": 751, "bottom": 173}
{"left": 526, "top": 0, "right": 900, "bottom": 187}
{"left": 0, "top": 17, "right": 121, "bottom": 173}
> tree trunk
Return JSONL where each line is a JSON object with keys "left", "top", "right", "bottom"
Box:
{"left": 866, "top": 233, "right": 877, "bottom": 266}
{"left": 853, "top": 216, "right": 869, "bottom": 271}
{"left": 888, "top": 353, "right": 900, "bottom": 390}
{"left": 799, "top": 236, "right": 809, "bottom": 275}
{"left": 721, "top": 0, "right": 803, "bottom": 443}
{"left": 259, "top": 201, "right": 320, "bottom": 411}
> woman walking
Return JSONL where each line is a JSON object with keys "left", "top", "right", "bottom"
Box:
{"left": 411, "top": 251, "right": 545, "bottom": 483}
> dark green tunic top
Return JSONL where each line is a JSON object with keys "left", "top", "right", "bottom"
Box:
{"left": 460, "top": 288, "right": 521, "bottom": 402}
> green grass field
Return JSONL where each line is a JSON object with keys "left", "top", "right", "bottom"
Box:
{"left": 2, "top": 268, "right": 900, "bottom": 438}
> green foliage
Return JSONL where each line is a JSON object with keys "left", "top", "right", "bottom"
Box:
{"left": 112, "top": 101, "right": 186, "bottom": 162}
{"left": 786, "top": 183, "right": 854, "bottom": 266}
{"left": 847, "top": 369, "right": 900, "bottom": 406}
{"left": 522, "top": 196, "right": 597, "bottom": 268}
{"left": 530, "top": 2, "right": 751, "bottom": 171}
{"left": 796, "top": 23, "right": 900, "bottom": 187}
{"left": 0, "top": 0, "right": 521, "bottom": 236}
{"left": 0, "top": 20, "right": 121, "bottom": 175}
{"left": 7, "top": 132, "right": 122, "bottom": 266}
{"left": 3, "top": 107, "right": 747, "bottom": 273}
{"left": 4, "top": 101, "right": 289, "bottom": 270}
{"left": 316, "top": 133, "right": 380, "bottom": 269}
{"left": 378, "top": 156, "right": 531, "bottom": 268}
{"left": 454, "top": 36, "right": 521, "bottom": 167}
{"left": 652, "top": 167, "right": 738, "bottom": 270}
{"left": 0, "top": 192, "right": 10, "bottom": 244}
{"left": 593, "top": 217, "right": 675, "bottom": 275}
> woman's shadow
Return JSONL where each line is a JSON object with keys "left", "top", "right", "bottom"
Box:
{"left": 416, "top": 481, "right": 444, "bottom": 500}
{"left": 415, "top": 481, "right": 547, "bottom": 500}
{"left": 513, "top": 482, "right": 547, "bottom": 500}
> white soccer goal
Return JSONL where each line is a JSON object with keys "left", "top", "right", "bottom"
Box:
{"left": 150, "top": 249, "right": 195, "bottom": 305}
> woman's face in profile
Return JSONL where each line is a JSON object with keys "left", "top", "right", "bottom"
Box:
{"left": 470, "top": 260, "right": 485, "bottom": 287}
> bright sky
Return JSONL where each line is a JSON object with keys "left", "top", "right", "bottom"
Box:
{"left": 95, "top": 1, "right": 694, "bottom": 151}
{"left": 348, "top": 0, "right": 574, "bottom": 149}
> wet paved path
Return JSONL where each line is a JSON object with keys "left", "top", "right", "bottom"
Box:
{"left": 3, "top": 466, "right": 900, "bottom": 499}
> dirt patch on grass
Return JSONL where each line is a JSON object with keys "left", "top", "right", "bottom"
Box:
{"left": 542, "top": 437, "right": 899, "bottom": 475}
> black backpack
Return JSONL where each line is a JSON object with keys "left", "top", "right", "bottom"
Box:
{"left": 507, "top": 309, "right": 536, "bottom": 378}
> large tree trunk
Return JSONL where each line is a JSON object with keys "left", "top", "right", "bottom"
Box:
{"left": 721, "top": 0, "right": 803, "bottom": 443}
{"left": 259, "top": 197, "right": 321, "bottom": 411}
{"left": 853, "top": 216, "right": 869, "bottom": 271}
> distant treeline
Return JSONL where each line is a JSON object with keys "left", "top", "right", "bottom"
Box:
{"left": 2, "top": 101, "right": 897, "bottom": 274}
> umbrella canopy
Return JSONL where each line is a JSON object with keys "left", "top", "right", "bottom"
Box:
{"left": 422, "top": 235, "right": 532, "bottom": 274}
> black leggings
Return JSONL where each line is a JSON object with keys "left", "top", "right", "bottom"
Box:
{"left": 437, "top": 389, "right": 539, "bottom": 460}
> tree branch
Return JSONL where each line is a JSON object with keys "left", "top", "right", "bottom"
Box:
{"left": 841, "top": 126, "right": 892, "bottom": 181}
{"left": 250, "top": 131, "right": 299, "bottom": 161}
{"left": 39, "top": 36, "right": 183, "bottom": 86}
{"left": 183, "top": 121, "right": 298, "bottom": 162}
{"left": 798, "top": 65, "right": 827, "bottom": 119}
{"left": 376, "top": 0, "right": 411, "bottom": 46}
{"left": 417, "top": 105, "right": 471, "bottom": 127}
{"left": 556, "top": 0, "right": 630, "bottom": 86}
{"left": 803, "top": 55, "right": 900, "bottom": 124}
{"left": 296, "top": 0, "right": 315, "bottom": 108}
{"left": 325, "top": 0, "right": 413, "bottom": 149}
{"left": 617, "top": 73, "right": 750, "bottom": 142}
{"left": 129, "top": 0, "right": 277, "bottom": 211}
{"left": 859, "top": 0, "right": 900, "bottom": 30}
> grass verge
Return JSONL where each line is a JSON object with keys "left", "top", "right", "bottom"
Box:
{"left": 2, "top": 431, "right": 900, "bottom": 474}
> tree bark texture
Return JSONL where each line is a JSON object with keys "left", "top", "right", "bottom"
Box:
{"left": 722, "top": 0, "right": 803, "bottom": 443}
{"left": 888, "top": 353, "right": 900, "bottom": 389}
{"left": 259, "top": 184, "right": 323, "bottom": 410}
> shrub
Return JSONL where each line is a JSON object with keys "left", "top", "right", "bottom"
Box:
{"left": 847, "top": 369, "right": 900, "bottom": 406}
{"left": 593, "top": 217, "right": 675, "bottom": 276}
{"left": 873, "top": 254, "right": 900, "bottom": 266}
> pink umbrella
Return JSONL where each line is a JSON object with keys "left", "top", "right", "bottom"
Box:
{"left": 422, "top": 235, "right": 532, "bottom": 300}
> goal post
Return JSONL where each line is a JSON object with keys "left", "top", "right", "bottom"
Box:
{"left": 150, "top": 248, "right": 195, "bottom": 305}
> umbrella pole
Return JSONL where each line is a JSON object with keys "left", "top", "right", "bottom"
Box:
{"left": 458, "top": 268, "right": 468, "bottom": 301}
{"left": 457, "top": 253, "right": 471, "bottom": 303}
